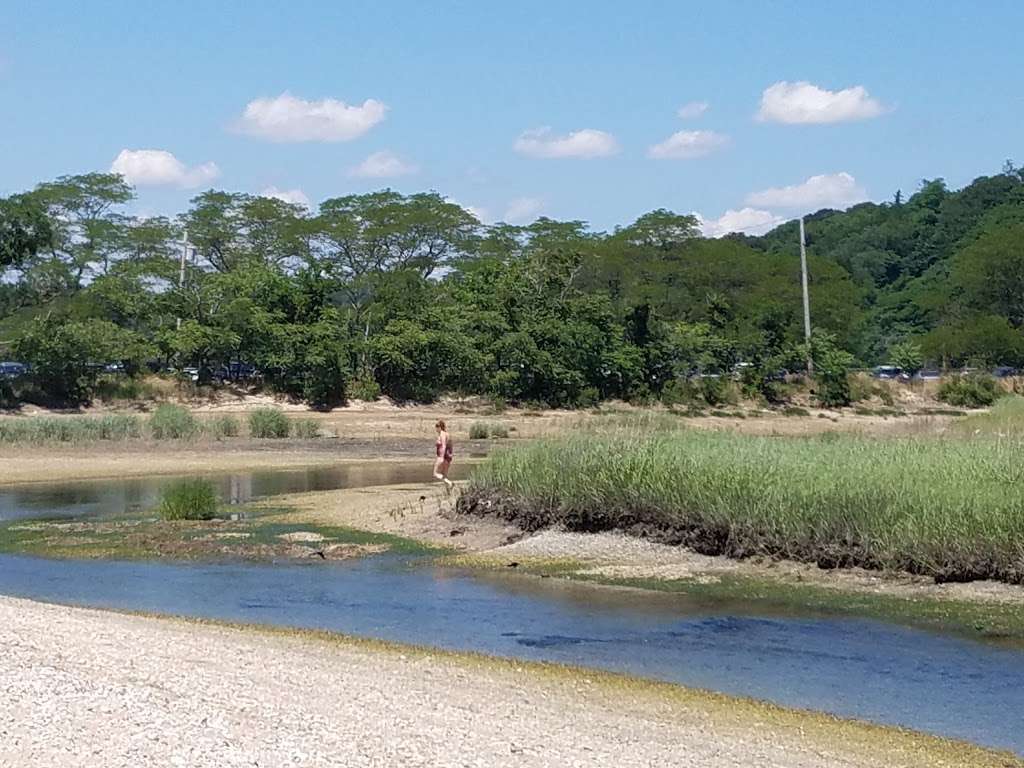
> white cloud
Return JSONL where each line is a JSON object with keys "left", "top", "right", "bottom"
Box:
{"left": 677, "top": 100, "right": 709, "bottom": 119}
{"left": 648, "top": 130, "right": 728, "bottom": 160}
{"left": 260, "top": 186, "right": 311, "bottom": 208}
{"left": 756, "top": 81, "right": 885, "bottom": 124}
{"left": 697, "top": 208, "right": 785, "bottom": 238}
{"left": 746, "top": 172, "right": 867, "bottom": 210}
{"left": 349, "top": 150, "right": 418, "bottom": 179}
{"left": 445, "top": 197, "right": 490, "bottom": 223}
{"left": 513, "top": 127, "right": 619, "bottom": 159}
{"left": 236, "top": 92, "right": 387, "bottom": 142}
{"left": 110, "top": 149, "right": 220, "bottom": 189}
{"left": 503, "top": 197, "right": 544, "bottom": 223}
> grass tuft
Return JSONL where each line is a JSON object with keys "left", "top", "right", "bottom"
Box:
{"left": 158, "top": 479, "right": 219, "bottom": 521}
{"left": 248, "top": 408, "right": 290, "bottom": 439}
{"left": 149, "top": 404, "right": 198, "bottom": 440}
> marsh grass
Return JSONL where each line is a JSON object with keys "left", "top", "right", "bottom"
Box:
{"left": 149, "top": 404, "right": 199, "bottom": 440}
{"left": 158, "top": 479, "right": 219, "bottom": 521}
{"left": 0, "top": 414, "right": 142, "bottom": 443}
{"left": 462, "top": 417, "right": 1024, "bottom": 583}
{"left": 249, "top": 408, "right": 291, "bottom": 439}
{"left": 203, "top": 414, "right": 240, "bottom": 440}
{"left": 954, "top": 395, "right": 1024, "bottom": 437}
{"left": 290, "top": 417, "right": 321, "bottom": 439}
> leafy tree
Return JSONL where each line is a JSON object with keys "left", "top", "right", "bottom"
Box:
{"left": 0, "top": 194, "right": 53, "bottom": 268}
{"left": 807, "top": 331, "right": 854, "bottom": 407}
{"left": 30, "top": 173, "right": 134, "bottom": 287}
{"left": 889, "top": 340, "right": 924, "bottom": 375}
{"left": 14, "top": 316, "right": 152, "bottom": 403}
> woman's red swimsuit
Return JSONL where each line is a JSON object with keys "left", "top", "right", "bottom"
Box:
{"left": 436, "top": 437, "right": 454, "bottom": 462}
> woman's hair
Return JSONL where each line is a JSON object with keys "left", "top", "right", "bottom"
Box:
{"left": 435, "top": 419, "right": 447, "bottom": 431}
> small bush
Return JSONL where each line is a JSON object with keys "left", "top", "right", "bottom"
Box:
{"left": 158, "top": 479, "right": 219, "bottom": 521}
{"left": 291, "top": 417, "right": 321, "bottom": 439}
{"left": 938, "top": 375, "right": 1001, "bottom": 408}
{"left": 469, "top": 422, "right": 490, "bottom": 440}
{"left": 349, "top": 376, "right": 382, "bottom": 402}
{"left": 149, "top": 404, "right": 198, "bottom": 440}
{"left": 661, "top": 379, "right": 696, "bottom": 407}
{"left": 490, "top": 422, "right": 510, "bottom": 439}
{"left": 249, "top": 407, "right": 290, "bottom": 438}
{"left": 204, "top": 415, "right": 240, "bottom": 440}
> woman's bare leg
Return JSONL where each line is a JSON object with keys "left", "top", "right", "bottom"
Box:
{"left": 436, "top": 459, "right": 454, "bottom": 489}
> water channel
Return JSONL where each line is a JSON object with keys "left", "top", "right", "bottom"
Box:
{"left": 1, "top": 464, "right": 1021, "bottom": 754}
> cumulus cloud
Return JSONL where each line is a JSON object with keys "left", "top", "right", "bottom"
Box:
{"left": 756, "top": 81, "right": 885, "bottom": 124}
{"left": 676, "top": 101, "right": 709, "bottom": 119}
{"left": 260, "top": 186, "right": 311, "bottom": 208}
{"left": 697, "top": 208, "right": 785, "bottom": 238}
{"left": 349, "top": 150, "right": 418, "bottom": 178}
{"left": 110, "top": 149, "right": 220, "bottom": 188}
{"left": 503, "top": 197, "right": 544, "bottom": 223}
{"left": 235, "top": 92, "right": 387, "bottom": 142}
{"left": 648, "top": 130, "right": 728, "bottom": 160}
{"left": 513, "top": 127, "right": 619, "bottom": 159}
{"left": 746, "top": 172, "right": 867, "bottom": 210}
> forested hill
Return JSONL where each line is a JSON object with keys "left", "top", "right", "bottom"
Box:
{"left": 1, "top": 165, "right": 1023, "bottom": 408}
{"left": 740, "top": 167, "right": 1024, "bottom": 364}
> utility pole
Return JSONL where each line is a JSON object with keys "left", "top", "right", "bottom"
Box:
{"left": 177, "top": 229, "right": 188, "bottom": 330}
{"left": 799, "top": 217, "right": 813, "bottom": 375}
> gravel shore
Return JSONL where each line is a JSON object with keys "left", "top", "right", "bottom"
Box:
{"left": 2, "top": 596, "right": 1014, "bottom": 768}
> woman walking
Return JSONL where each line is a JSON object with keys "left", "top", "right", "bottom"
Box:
{"left": 433, "top": 419, "right": 454, "bottom": 490}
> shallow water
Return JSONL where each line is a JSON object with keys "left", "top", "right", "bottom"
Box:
{"left": 1, "top": 551, "right": 1022, "bottom": 754}
{"left": 0, "top": 462, "right": 470, "bottom": 521}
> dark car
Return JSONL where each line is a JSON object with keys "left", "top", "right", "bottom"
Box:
{"left": 871, "top": 365, "right": 902, "bottom": 379}
{"left": 992, "top": 366, "right": 1018, "bottom": 378}
{"left": 0, "top": 361, "right": 28, "bottom": 380}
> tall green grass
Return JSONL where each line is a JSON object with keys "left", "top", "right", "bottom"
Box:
{"left": 158, "top": 479, "right": 219, "bottom": 521}
{"left": 149, "top": 404, "right": 199, "bottom": 440}
{"left": 0, "top": 414, "right": 142, "bottom": 443}
{"left": 0, "top": 407, "right": 325, "bottom": 444}
{"left": 248, "top": 408, "right": 291, "bottom": 438}
{"left": 463, "top": 419, "right": 1024, "bottom": 583}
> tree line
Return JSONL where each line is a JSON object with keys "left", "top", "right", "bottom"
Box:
{"left": 1, "top": 164, "right": 1022, "bottom": 407}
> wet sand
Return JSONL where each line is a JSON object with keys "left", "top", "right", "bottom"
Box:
{"left": 2, "top": 596, "right": 1014, "bottom": 768}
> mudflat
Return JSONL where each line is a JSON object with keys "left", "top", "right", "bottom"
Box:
{"left": 1, "top": 596, "right": 1014, "bottom": 768}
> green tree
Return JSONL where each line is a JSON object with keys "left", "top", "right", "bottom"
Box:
{"left": 14, "top": 316, "right": 153, "bottom": 403}
{"left": 889, "top": 340, "right": 924, "bottom": 375}
{"left": 0, "top": 194, "right": 53, "bottom": 268}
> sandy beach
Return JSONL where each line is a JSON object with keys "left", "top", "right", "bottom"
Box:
{"left": 2, "top": 596, "right": 1014, "bottom": 768}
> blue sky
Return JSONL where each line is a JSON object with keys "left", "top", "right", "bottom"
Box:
{"left": 2, "top": 1, "right": 1023, "bottom": 234}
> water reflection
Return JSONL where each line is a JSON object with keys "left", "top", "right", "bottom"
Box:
{"left": 0, "top": 462, "right": 471, "bottom": 521}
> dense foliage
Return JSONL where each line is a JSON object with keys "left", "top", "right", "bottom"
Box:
{"left": 2, "top": 164, "right": 1023, "bottom": 406}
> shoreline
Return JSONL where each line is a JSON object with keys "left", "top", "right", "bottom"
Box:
{"left": 2, "top": 594, "right": 1018, "bottom": 767}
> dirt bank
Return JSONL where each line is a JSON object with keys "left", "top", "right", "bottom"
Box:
{"left": 1, "top": 596, "right": 1015, "bottom": 768}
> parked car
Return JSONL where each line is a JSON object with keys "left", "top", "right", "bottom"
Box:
{"left": 871, "top": 365, "right": 902, "bottom": 379}
{"left": 914, "top": 369, "right": 942, "bottom": 381}
{"left": 0, "top": 361, "right": 28, "bottom": 380}
{"left": 213, "top": 361, "right": 258, "bottom": 383}
{"left": 992, "top": 366, "right": 1018, "bottom": 378}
